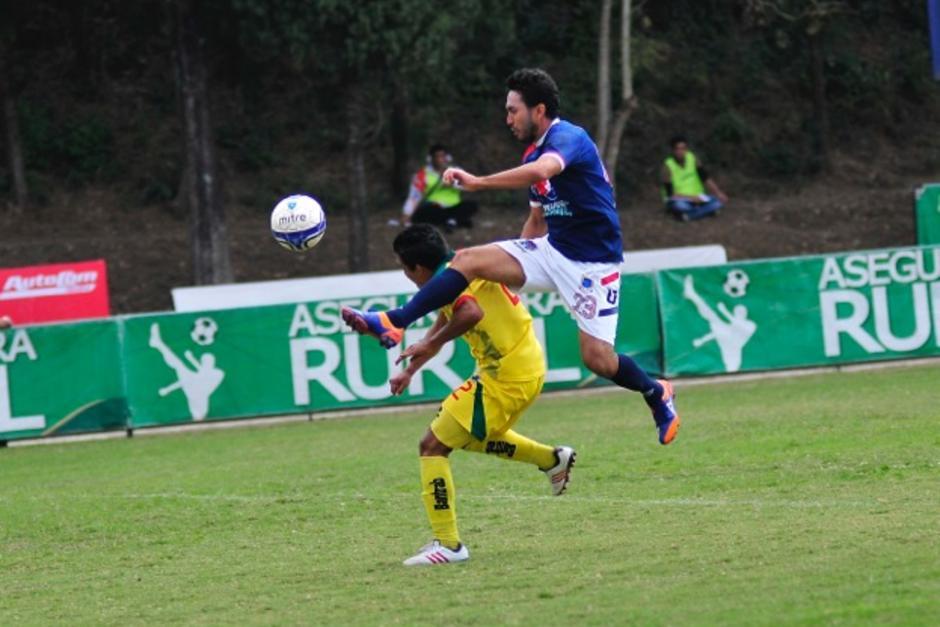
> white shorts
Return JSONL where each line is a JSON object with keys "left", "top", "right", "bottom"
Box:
{"left": 496, "top": 236, "right": 621, "bottom": 344}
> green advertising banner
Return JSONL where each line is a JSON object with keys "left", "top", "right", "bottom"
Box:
{"left": 122, "top": 297, "right": 476, "bottom": 426}
{"left": 658, "top": 245, "right": 940, "bottom": 376}
{"left": 0, "top": 320, "right": 127, "bottom": 441}
{"left": 123, "top": 306, "right": 301, "bottom": 427}
{"left": 8, "top": 247, "right": 940, "bottom": 440}
{"left": 122, "top": 274, "right": 662, "bottom": 427}
{"left": 915, "top": 184, "right": 940, "bottom": 246}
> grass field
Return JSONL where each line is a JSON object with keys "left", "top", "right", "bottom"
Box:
{"left": 2, "top": 365, "right": 939, "bottom": 625}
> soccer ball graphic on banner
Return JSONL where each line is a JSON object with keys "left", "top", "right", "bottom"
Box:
{"left": 191, "top": 317, "right": 219, "bottom": 346}
{"left": 723, "top": 269, "right": 750, "bottom": 298}
{"left": 270, "top": 194, "right": 327, "bottom": 252}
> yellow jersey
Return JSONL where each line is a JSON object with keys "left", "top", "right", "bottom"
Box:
{"left": 439, "top": 279, "right": 545, "bottom": 382}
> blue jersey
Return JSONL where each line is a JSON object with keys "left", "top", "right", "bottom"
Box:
{"left": 524, "top": 119, "right": 623, "bottom": 263}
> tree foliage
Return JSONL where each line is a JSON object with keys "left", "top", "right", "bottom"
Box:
{"left": 0, "top": 0, "right": 936, "bottom": 216}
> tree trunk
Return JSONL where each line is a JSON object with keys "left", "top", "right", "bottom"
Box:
{"left": 175, "top": 0, "right": 232, "bottom": 285}
{"left": 596, "top": 0, "right": 613, "bottom": 155}
{"left": 347, "top": 116, "right": 369, "bottom": 273}
{"left": 389, "top": 76, "right": 409, "bottom": 199}
{"left": 0, "top": 58, "right": 27, "bottom": 211}
{"left": 603, "top": 0, "right": 637, "bottom": 179}
{"left": 808, "top": 29, "right": 830, "bottom": 170}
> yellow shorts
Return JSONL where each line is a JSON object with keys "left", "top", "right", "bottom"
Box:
{"left": 430, "top": 374, "right": 545, "bottom": 450}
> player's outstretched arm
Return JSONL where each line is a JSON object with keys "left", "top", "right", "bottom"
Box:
{"left": 183, "top": 350, "right": 200, "bottom": 370}
{"left": 390, "top": 301, "right": 484, "bottom": 395}
{"left": 424, "top": 299, "right": 483, "bottom": 348}
{"left": 716, "top": 302, "right": 735, "bottom": 322}
{"left": 443, "top": 154, "right": 562, "bottom": 192}
{"left": 390, "top": 313, "right": 446, "bottom": 395}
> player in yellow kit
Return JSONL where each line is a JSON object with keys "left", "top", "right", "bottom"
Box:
{"left": 343, "top": 224, "right": 575, "bottom": 566}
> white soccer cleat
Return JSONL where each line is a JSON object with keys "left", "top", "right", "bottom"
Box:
{"left": 402, "top": 540, "right": 470, "bottom": 566}
{"left": 544, "top": 446, "right": 576, "bottom": 496}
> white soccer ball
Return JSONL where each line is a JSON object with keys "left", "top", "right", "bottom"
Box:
{"left": 191, "top": 317, "right": 219, "bottom": 346}
{"left": 723, "top": 269, "right": 750, "bottom": 298}
{"left": 270, "top": 194, "right": 326, "bottom": 252}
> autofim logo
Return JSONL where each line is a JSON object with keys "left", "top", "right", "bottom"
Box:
{"left": 0, "top": 270, "right": 98, "bottom": 300}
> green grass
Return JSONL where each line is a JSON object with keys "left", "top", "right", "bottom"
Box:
{"left": 2, "top": 365, "right": 939, "bottom": 626}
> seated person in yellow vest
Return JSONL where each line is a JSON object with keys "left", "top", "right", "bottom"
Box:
{"left": 380, "top": 224, "right": 575, "bottom": 566}
{"left": 402, "top": 144, "right": 478, "bottom": 231}
{"left": 661, "top": 135, "right": 729, "bottom": 221}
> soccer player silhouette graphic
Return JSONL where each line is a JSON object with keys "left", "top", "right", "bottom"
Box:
{"left": 149, "top": 323, "right": 225, "bottom": 420}
{"left": 682, "top": 275, "right": 757, "bottom": 373}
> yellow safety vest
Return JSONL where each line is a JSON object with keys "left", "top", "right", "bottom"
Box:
{"left": 424, "top": 167, "right": 462, "bottom": 208}
{"left": 664, "top": 151, "right": 705, "bottom": 199}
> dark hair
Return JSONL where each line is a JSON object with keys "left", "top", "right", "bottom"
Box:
{"left": 669, "top": 135, "right": 688, "bottom": 148}
{"left": 393, "top": 224, "right": 449, "bottom": 271}
{"left": 428, "top": 143, "right": 447, "bottom": 156}
{"left": 506, "top": 68, "right": 560, "bottom": 119}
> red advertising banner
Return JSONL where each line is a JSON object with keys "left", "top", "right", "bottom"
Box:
{"left": 0, "top": 260, "right": 111, "bottom": 325}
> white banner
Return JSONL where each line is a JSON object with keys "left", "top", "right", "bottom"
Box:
{"left": 172, "top": 244, "right": 726, "bottom": 312}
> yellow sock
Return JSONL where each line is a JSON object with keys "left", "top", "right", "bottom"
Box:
{"left": 465, "top": 429, "right": 557, "bottom": 470}
{"left": 419, "top": 456, "right": 460, "bottom": 550}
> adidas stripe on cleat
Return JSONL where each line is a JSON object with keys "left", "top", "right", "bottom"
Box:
{"left": 543, "top": 446, "right": 576, "bottom": 496}
{"left": 402, "top": 540, "right": 470, "bottom": 566}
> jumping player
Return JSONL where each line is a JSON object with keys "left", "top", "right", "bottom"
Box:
{"left": 385, "top": 225, "right": 575, "bottom": 566}
{"left": 343, "top": 68, "right": 680, "bottom": 445}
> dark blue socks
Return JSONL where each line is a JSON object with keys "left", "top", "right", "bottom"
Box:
{"left": 610, "top": 353, "right": 663, "bottom": 407}
{"left": 386, "top": 268, "right": 469, "bottom": 329}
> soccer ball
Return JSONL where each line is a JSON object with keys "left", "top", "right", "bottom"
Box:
{"left": 191, "top": 317, "right": 218, "bottom": 346}
{"left": 723, "top": 269, "right": 750, "bottom": 298}
{"left": 270, "top": 194, "right": 327, "bottom": 252}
